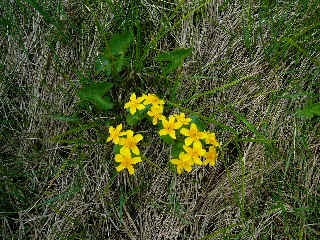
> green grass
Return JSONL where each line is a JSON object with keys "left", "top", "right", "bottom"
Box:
{"left": 1, "top": 0, "right": 319, "bottom": 239}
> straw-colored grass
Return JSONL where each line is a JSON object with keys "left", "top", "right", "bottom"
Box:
{"left": 1, "top": 0, "right": 319, "bottom": 239}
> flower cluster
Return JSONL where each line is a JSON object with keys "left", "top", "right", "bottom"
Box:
{"left": 169, "top": 121, "right": 219, "bottom": 174}
{"left": 107, "top": 124, "right": 143, "bottom": 175}
{"left": 107, "top": 93, "right": 219, "bottom": 175}
{"left": 121, "top": 93, "right": 220, "bottom": 175}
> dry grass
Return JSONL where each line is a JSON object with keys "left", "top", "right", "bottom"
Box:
{"left": 1, "top": 0, "right": 319, "bottom": 239}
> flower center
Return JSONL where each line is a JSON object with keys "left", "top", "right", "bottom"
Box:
{"left": 122, "top": 156, "right": 131, "bottom": 167}
{"left": 126, "top": 138, "right": 136, "bottom": 148}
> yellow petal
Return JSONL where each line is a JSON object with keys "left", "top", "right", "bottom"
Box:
{"left": 106, "top": 136, "right": 112, "bottom": 142}
{"left": 130, "top": 107, "right": 136, "bottom": 115}
{"left": 132, "top": 157, "right": 142, "bottom": 164}
{"left": 170, "top": 159, "right": 179, "bottom": 165}
{"left": 185, "top": 137, "right": 193, "bottom": 146}
{"left": 109, "top": 126, "right": 115, "bottom": 133}
{"left": 134, "top": 134, "right": 143, "bottom": 142}
{"left": 126, "top": 130, "right": 134, "bottom": 137}
{"left": 127, "top": 166, "right": 135, "bottom": 175}
{"left": 152, "top": 118, "right": 157, "bottom": 125}
{"left": 116, "top": 164, "right": 125, "bottom": 172}
{"left": 120, "top": 147, "right": 131, "bottom": 157}
{"left": 185, "top": 165, "right": 192, "bottom": 172}
{"left": 137, "top": 97, "right": 145, "bottom": 103}
{"left": 190, "top": 123, "right": 198, "bottom": 131}
{"left": 132, "top": 146, "right": 140, "bottom": 155}
{"left": 115, "top": 154, "right": 123, "bottom": 162}
{"left": 180, "top": 128, "right": 189, "bottom": 136}
{"left": 193, "top": 158, "right": 203, "bottom": 165}
{"left": 169, "top": 131, "right": 176, "bottom": 139}
{"left": 137, "top": 104, "right": 145, "bottom": 110}
{"left": 116, "top": 124, "right": 122, "bottom": 131}
{"left": 130, "top": 93, "right": 136, "bottom": 101}
{"left": 159, "top": 129, "right": 168, "bottom": 136}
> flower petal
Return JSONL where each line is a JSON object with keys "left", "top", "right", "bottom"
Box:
{"left": 116, "top": 124, "right": 122, "bottom": 131}
{"left": 180, "top": 128, "right": 189, "bottom": 136}
{"left": 169, "top": 131, "right": 176, "bottom": 139}
{"left": 134, "top": 134, "right": 143, "bottom": 143}
{"left": 170, "top": 159, "right": 179, "bottom": 165}
{"left": 124, "top": 103, "right": 130, "bottom": 109}
{"left": 115, "top": 154, "right": 123, "bottom": 162}
{"left": 132, "top": 157, "right": 142, "bottom": 164}
{"left": 132, "top": 146, "right": 140, "bottom": 155}
{"left": 130, "top": 107, "right": 136, "bottom": 115}
{"left": 152, "top": 118, "right": 157, "bottom": 125}
{"left": 127, "top": 165, "right": 135, "bottom": 175}
{"left": 130, "top": 93, "right": 136, "bottom": 101}
{"left": 185, "top": 137, "right": 193, "bottom": 146}
{"left": 159, "top": 129, "right": 168, "bottom": 136}
{"left": 137, "top": 104, "right": 145, "bottom": 110}
{"left": 120, "top": 147, "right": 131, "bottom": 157}
{"left": 116, "top": 164, "right": 125, "bottom": 172}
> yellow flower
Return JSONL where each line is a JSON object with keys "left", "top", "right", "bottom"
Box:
{"left": 183, "top": 141, "right": 206, "bottom": 165}
{"left": 203, "top": 146, "right": 218, "bottom": 167}
{"left": 106, "top": 124, "right": 127, "bottom": 144}
{"left": 205, "top": 132, "right": 220, "bottom": 147}
{"left": 124, "top": 93, "right": 145, "bottom": 115}
{"left": 147, "top": 104, "right": 165, "bottom": 125}
{"left": 180, "top": 123, "right": 206, "bottom": 146}
{"left": 115, "top": 147, "right": 142, "bottom": 175}
{"left": 142, "top": 93, "right": 165, "bottom": 106}
{"left": 173, "top": 113, "right": 192, "bottom": 127}
{"left": 170, "top": 152, "right": 193, "bottom": 174}
{"left": 159, "top": 115, "right": 182, "bottom": 139}
{"left": 119, "top": 130, "right": 143, "bottom": 155}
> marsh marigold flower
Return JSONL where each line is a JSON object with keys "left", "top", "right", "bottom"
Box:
{"left": 159, "top": 115, "right": 182, "bottom": 139}
{"left": 183, "top": 141, "right": 206, "bottom": 165}
{"left": 115, "top": 147, "right": 142, "bottom": 175}
{"left": 107, "top": 124, "right": 127, "bottom": 144}
{"left": 173, "top": 113, "right": 192, "bottom": 127}
{"left": 119, "top": 130, "right": 143, "bottom": 155}
{"left": 170, "top": 152, "right": 193, "bottom": 174}
{"left": 142, "top": 93, "right": 165, "bottom": 106}
{"left": 205, "top": 132, "right": 220, "bottom": 147}
{"left": 203, "top": 146, "right": 218, "bottom": 167}
{"left": 124, "top": 93, "right": 145, "bottom": 115}
{"left": 147, "top": 104, "right": 165, "bottom": 125}
{"left": 180, "top": 123, "right": 206, "bottom": 146}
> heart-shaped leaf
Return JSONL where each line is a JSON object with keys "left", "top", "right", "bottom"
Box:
{"left": 155, "top": 48, "right": 193, "bottom": 75}
{"left": 78, "top": 82, "right": 114, "bottom": 111}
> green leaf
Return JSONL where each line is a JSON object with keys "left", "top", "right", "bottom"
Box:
{"left": 189, "top": 115, "right": 207, "bottom": 131}
{"left": 96, "top": 31, "right": 133, "bottom": 75}
{"left": 96, "top": 54, "right": 112, "bottom": 75}
{"left": 172, "top": 141, "right": 184, "bottom": 158}
{"left": 296, "top": 102, "right": 320, "bottom": 118}
{"left": 126, "top": 108, "right": 148, "bottom": 127}
{"left": 155, "top": 48, "right": 193, "bottom": 75}
{"left": 160, "top": 134, "right": 175, "bottom": 145}
{"left": 49, "top": 114, "right": 80, "bottom": 123}
{"left": 107, "top": 31, "right": 133, "bottom": 56}
{"left": 78, "top": 82, "right": 114, "bottom": 111}
{"left": 113, "top": 144, "right": 122, "bottom": 155}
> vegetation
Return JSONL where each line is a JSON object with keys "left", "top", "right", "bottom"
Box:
{"left": 1, "top": 0, "right": 319, "bottom": 239}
